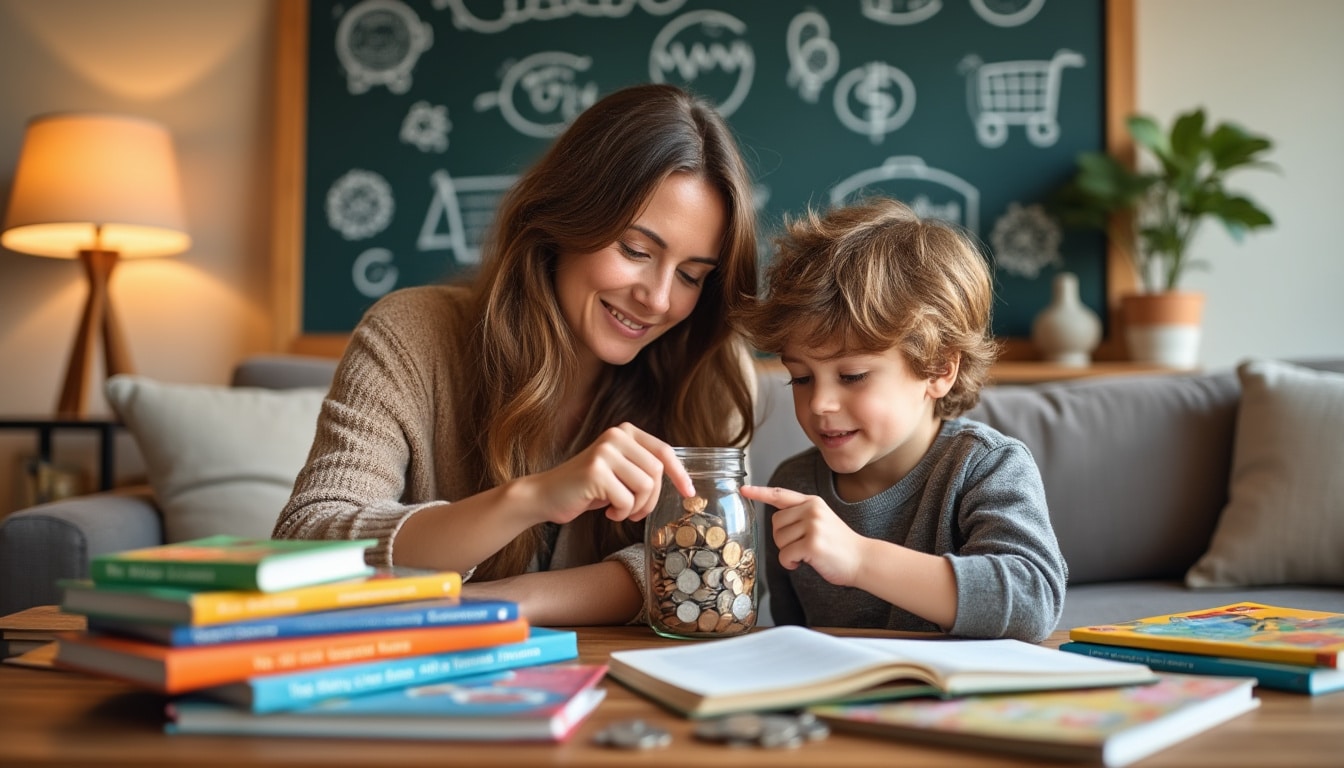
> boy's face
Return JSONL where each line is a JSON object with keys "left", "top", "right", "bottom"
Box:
{"left": 780, "top": 342, "right": 951, "bottom": 499}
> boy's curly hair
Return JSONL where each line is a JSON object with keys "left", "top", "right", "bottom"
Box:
{"left": 736, "top": 197, "right": 998, "bottom": 418}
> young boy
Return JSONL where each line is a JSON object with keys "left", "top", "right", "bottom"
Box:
{"left": 737, "top": 197, "right": 1066, "bottom": 643}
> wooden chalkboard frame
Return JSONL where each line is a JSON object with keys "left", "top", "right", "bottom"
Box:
{"left": 268, "top": 0, "right": 1136, "bottom": 361}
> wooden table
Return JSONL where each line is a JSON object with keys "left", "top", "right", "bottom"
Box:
{"left": 1, "top": 627, "right": 1341, "bottom": 767}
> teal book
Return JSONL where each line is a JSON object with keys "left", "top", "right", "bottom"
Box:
{"left": 90, "top": 535, "right": 376, "bottom": 593}
{"left": 1060, "top": 640, "right": 1344, "bottom": 696}
{"left": 169, "top": 662, "right": 608, "bottom": 742}
{"left": 200, "top": 627, "right": 580, "bottom": 713}
{"left": 86, "top": 597, "right": 519, "bottom": 647}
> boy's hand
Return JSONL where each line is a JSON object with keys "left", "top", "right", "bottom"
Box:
{"left": 741, "top": 485, "right": 865, "bottom": 587}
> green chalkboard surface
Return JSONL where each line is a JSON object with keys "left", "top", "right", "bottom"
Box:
{"left": 294, "top": 0, "right": 1113, "bottom": 339}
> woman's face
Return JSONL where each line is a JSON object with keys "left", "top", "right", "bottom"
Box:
{"left": 555, "top": 172, "right": 727, "bottom": 373}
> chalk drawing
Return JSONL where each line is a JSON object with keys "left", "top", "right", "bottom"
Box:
{"left": 830, "top": 156, "right": 979, "bottom": 235}
{"left": 990, "top": 202, "right": 1062, "bottom": 278}
{"left": 327, "top": 169, "right": 395, "bottom": 241}
{"left": 417, "top": 169, "right": 518, "bottom": 264}
{"left": 335, "top": 0, "right": 433, "bottom": 95}
{"left": 474, "top": 51, "right": 599, "bottom": 138}
{"left": 352, "top": 247, "right": 399, "bottom": 298}
{"left": 401, "top": 101, "right": 451, "bottom": 153}
{"left": 834, "top": 62, "right": 917, "bottom": 144}
{"left": 959, "top": 49, "right": 1084, "bottom": 148}
{"left": 433, "top": 0, "right": 687, "bottom": 35}
{"left": 859, "top": 0, "right": 943, "bottom": 26}
{"left": 785, "top": 11, "right": 839, "bottom": 104}
{"left": 649, "top": 10, "right": 754, "bottom": 118}
{"left": 970, "top": 0, "right": 1046, "bottom": 28}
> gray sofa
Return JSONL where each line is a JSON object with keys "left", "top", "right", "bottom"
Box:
{"left": 3, "top": 356, "right": 1342, "bottom": 628}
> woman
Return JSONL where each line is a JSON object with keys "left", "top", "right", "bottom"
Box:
{"left": 274, "top": 84, "right": 758, "bottom": 625}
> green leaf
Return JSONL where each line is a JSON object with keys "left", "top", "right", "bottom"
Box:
{"left": 1208, "top": 123, "right": 1275, "bottom": 170}
{"left": 1169, "top": 109, "right": 1207, "bottom": 160}
{"left": 1128, "top": 115, "right": 1170, "bottom": 159}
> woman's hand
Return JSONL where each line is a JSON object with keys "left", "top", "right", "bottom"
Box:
{"left": 532, "top": 423, "right": 695, "bottom": 525}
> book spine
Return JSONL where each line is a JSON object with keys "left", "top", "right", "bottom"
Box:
{"left": 58, "top": 618, "right": 529, "bottom": 693}
{"left": 189, "top": 573, "right": 464, "bottom": 625}
{"left": 91, "top": 560, "right": 259, "bottom": 591}
{"left": 232, "top": 630, "right": 578, "bottom": 712}
{"left": 1059, "top": 641, "right": 1316, "bottom": 694}
{"left": 1068, "top": 630, "right": 1338, "bottom": 669}
{"left": 91, "top": 599, "right": 519, "bottom": 647}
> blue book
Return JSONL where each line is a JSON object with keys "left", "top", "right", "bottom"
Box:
{"left": 200, "top": 627, "right": 579, "bottom": 713}
{"left": 170, "top": 662, "right": 607, "bottom": 742}
{"left": 85, "top": 597, "right": 518, "bottom": 647}
{"left": 1059, "top": 640, "right": 1344, "bottom": 695}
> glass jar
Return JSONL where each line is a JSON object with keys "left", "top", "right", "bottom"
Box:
{"left": 645, "top": 446, "right": 758, "bottom": 639}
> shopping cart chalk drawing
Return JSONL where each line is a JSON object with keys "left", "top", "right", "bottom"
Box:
{"left": 959, "top": 49, "right": 1084, "bottom": 148}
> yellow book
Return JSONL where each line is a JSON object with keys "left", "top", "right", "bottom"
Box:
{"left": 1069, "top": 602, "right": 1344, "bottom": 668}
{"left": 60, "top": 568, "right": 462, "bottom": 626}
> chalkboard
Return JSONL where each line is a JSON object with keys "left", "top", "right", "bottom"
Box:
{"left": 272, "top": 0, "right": 1134, "bottom": 354}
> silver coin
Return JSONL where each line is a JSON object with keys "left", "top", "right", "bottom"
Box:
{"left": 593, "top": 719, "right": 672, "bottom": 749}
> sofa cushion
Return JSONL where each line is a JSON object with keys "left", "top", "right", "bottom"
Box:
{"left": 966, "top": 371, "right": 1240, "bottom": 585}
{"left": 1185, "top": 359, "right": 1344, "bottom": 588}
{"left": 104, "top": 376, "right": 326, "bottom": 543}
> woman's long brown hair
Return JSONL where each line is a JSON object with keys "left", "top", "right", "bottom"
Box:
{"left": 464, "top": 84, "right": 758, "bottom": 580}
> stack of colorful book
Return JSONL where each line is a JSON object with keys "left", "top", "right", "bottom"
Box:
{"left": 1061, "top": 602, "right": 1344, "bottom": 696}
{"left": 54, "top": 535, "right": 606, "bottom": 741}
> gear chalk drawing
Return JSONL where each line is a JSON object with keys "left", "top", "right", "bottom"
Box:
{"left": 401, "top": 101, "right": 451, "bottom": 153}
{"left": 335, "top": 0, "right": 433, "bottom": 95}
{"left": 326, "top": 169, "right": 395, "bottom": 241}
{"left": 990, "top": 202, "right": 1063, "bottom": 278}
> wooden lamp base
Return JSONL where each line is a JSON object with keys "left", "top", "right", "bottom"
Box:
{"left": 56, "top": 249, "right": 135, "bottom": 416}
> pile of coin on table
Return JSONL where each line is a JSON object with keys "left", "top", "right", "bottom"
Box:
{"left": 647, "top": 495, "right": 757, "bottom": 636}
{"left": 593, "top": 713, "right": 831, "bottom": 750}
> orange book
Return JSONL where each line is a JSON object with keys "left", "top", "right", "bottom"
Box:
{"left": 54, "top": 618, "right": 530, "bottom": 694}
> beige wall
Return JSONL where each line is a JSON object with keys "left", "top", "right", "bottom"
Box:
{"left": 1137, "top": 0, "right": 1344, "bottom": 369}
{"left": 0, "top": 1, "right": 1340, "bottom": 513}
{"left": 0, "top": 0, "right": 274, "bottom": 509}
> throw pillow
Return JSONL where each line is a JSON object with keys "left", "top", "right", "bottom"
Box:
{"left": 1185, "top": 359, "right": 1344, "bottom": 587}
{"left": 105, "top": 375, "right": 326, "bottom": 543}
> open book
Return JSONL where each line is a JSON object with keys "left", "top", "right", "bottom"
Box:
{"left": 606, "top": 625, "right": 1157, "bottom": 717}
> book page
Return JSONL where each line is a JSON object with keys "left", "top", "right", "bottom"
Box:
{"left": 845, "top": 637, "right": 1146, "bottom": 676}
{"left": 609, "top": 626, "right": 903, "bottom": 697}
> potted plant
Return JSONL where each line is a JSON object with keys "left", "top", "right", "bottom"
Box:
{"left": 1053, "top": 107, "right": 1276, "bottom": 367}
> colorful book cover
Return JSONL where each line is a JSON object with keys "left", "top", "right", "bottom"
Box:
{"left": 1069, "top": 603, "right": 1344, "bottom": 668}
{"left": 167, "top": 663, "right": 609, "bottom": 742}
{"left": 90, "top": 535, "right": 377, "bottom": 592}
{"left": 1060, "top": 641, "right": 1344, "bottom": 696}
{"left": 810, "top": 674, "right": 1259, "bottom": 768}
{"left": 203, "top": 627, "right": 579, "bottom": 713}
{"left": 87, "top": 597, "right": 518, "bottom": 647}
{"left": 54, "top": 617, "right": 530, "bottom": 694}
{"left": 59, "top": 568, "right": 463, "bottom": 626}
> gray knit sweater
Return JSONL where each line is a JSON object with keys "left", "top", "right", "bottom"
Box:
{"left": 273, "top": 285, "right": 650, "bottom": 601}
{"left": 763, "top": 418, "right": 1067, "bottom": 642}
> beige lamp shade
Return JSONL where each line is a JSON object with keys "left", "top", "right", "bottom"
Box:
{"left": 2, "top": 112, "right": 191, "bottom": 257}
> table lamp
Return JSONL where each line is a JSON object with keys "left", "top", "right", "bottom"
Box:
{"left": 2, "top": 113, "right": 191, "bottom": 415}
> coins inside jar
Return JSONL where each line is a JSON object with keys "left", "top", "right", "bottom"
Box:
{"left": 649, "top": 506, "right": 757, "bottom": 636}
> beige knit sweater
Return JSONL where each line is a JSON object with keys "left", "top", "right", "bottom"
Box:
{"left": 274, "top": 284, "right": 665, "bottom": 605}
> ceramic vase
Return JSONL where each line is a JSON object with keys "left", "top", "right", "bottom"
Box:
{"left": 1032, "top": 272, "right": 1101, "bottom": 366}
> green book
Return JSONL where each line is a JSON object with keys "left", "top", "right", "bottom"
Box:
{"left": 89, "top": 535, "right": 376, "bottom": 593}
